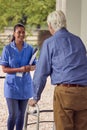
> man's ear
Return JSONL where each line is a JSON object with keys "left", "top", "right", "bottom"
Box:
{"left": 48, "top": 23, "right": 55, "bottom": 35}
{"left": 48, "top": 23, "right": 52, "bottom": 29}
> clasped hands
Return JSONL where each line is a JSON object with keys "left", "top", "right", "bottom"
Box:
{"left": 20, "top": 65, "right": 36, "bottom": 72}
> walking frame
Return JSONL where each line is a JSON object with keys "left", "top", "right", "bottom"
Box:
{"left": 23, "top": 103, "right": 55, "bottom": 130}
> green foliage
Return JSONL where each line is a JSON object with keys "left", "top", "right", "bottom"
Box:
{"left": 0, "top": 45, "right": 3, "bottom": 55}
{"left": 0, "top": 0, "right": 56, "bottom": 31}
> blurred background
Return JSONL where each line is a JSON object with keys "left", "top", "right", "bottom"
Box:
{"left": 0, "top": 0, "right": 55, "bottom": 55}
{"left": 0, "top": 0, "right": 87, "bottom": 54}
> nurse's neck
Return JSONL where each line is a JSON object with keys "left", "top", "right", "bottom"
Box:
{"left": 15, "top": 41, "right": 24, "bottom": 51}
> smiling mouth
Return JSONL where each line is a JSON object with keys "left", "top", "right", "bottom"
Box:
{"left": 19, "top": 37, "right": 24, "bottom": 39}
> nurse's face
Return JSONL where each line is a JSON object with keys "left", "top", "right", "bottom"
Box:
{"left": 14, "top": 27, "right": 25, "bottom": 43}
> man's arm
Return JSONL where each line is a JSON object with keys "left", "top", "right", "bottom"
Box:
{"left": 29, "top": 41, "right": 51, "bottom": 106}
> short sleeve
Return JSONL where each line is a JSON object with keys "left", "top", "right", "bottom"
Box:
{"left": 0, "top": 46, "right": 9, "bottom": 66}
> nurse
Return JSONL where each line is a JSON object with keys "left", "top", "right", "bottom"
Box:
{"left": 0, "top": 23, "right": 36, "bottom": 130}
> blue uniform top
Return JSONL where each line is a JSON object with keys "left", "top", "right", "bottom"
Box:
{"left": 0, "top": 41, "right": 35, "bottom": 99}
{"left": 33, "top": 28, "right": 87, "bottom": 100}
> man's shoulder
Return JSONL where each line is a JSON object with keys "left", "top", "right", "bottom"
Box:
{"left": 67, "top": 31, "right": 81, "bottom": 40}
{"left": 44, "top": 35, "right": 54, "bottom": 45}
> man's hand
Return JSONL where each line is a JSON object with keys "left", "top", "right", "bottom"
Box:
{"left": 29, "top": 99, "right": 37, "bottom": 107}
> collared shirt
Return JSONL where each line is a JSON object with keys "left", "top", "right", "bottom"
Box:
{"left": 33, "top": 28, "right": 87, "bottom": 100}
{"left": 0, "top": 41, "right": 35, "bottom": 99}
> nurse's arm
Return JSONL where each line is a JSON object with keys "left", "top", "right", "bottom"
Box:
{"left": 1, "top": 65, "right": 36, "bottom": 74}
{"left": 1, "top": 65, "right": 26, "bottom": 73}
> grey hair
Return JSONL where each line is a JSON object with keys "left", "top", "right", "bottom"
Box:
{"left": 47, "top": 10, "right": 67, "bottom": 32}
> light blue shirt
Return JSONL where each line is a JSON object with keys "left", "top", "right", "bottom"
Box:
{"left": 0, "top": 41, "right": 35, "bottom": 99}
{"left": 33, "top": 28, "right": 87, "bottom": 100}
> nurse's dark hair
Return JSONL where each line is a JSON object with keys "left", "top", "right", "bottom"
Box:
{"left": 11, "top": 23, "right": 25, "bottom": 42}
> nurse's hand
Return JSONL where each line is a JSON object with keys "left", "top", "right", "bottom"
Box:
{"left": 25, "top": 65, "right": 36, "bottom": 72}
{"left": 20, "top": 65, "right": 36, "bottom": 72}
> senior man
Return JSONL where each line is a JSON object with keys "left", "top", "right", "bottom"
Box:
{"left": 29, "top": 10, "right": 87, "bottom": 130}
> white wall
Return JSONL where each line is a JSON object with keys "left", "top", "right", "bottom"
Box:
{"left": 66, "top": 0, "right": 81, "bottom": 36}
{"left": 56, "top": 0, "right": 66, "bottom": 14}
{"left": 81, "top": 0, "right": 87, "bottom": 47}
{"left": 56, "top": 0, "right": 87, "bottom": 47}
{"left": 56, "top": 0, "right": 81, "bottom": 36}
